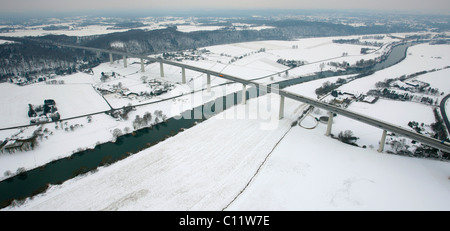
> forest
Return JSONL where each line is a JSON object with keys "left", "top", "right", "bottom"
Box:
{"left": 0, "top": 18, "right": 422, "bottom": 81}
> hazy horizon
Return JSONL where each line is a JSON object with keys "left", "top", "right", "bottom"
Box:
{"left": 1, "top": 0, "right": 450, "bottom": 16}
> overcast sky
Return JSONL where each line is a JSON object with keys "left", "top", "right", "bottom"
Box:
{"left": 1, "top": 0, "right": 450, "bottom": 15}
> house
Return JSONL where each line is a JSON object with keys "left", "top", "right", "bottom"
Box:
{"left": 44, "top": 99, "right": 56, "bottom": 106}
{"left": 405, "top": 81, "right": 420, "bottom": 88}
{"left": 1, "top": 139, "right": 33, "bottom": 152}
{"left": 362, "top": 95, "right": 378, "bottom": 104}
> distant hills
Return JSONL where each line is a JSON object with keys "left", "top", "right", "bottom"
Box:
{"left": 0, "top": 18, "right": 429, "bottom": 81}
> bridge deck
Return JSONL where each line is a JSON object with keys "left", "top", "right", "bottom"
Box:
{"left": 28, "top": 40, "right": 450, "bottom": 153}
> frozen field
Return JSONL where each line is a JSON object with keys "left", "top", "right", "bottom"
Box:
{"left": 329, "top": 99, "right": 436, "bottom": 150}
{"left": 416, "top": 68, "right": 450, "bottom": 95}
{"left": 204, "top": 35, "right": 400, "bottom": 80}
{"left": 0, "top": 59, "right": 244, "bottom": 180}
{"left": 0, "top": 83, "right": 110, "bottom": 128}
{"left": 3, "top": 95, "right": 300, "bottom": 210}
{"left": 229, "top": 123, "right": 450, "bottom": 211}
{"left": 284, "top": 75, "right": 355, "bottom": 98}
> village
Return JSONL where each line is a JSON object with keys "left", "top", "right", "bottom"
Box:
{"left": 28, "top": 99, "right": 60, "bottom": 124}
{"left": 95, "top": 74, "right": 175, "bottom": 100}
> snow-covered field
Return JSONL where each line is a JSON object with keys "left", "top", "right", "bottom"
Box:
{"left": 1, "top": 35, "right": 450, "bottom": 211}
{"left": 4, "top": 95, "right": 450, "bottom": 211}
{"left": 329, "top": 99, "right": 436, "bottom": 150}
{"left": 229, "top": 123, "right": 450, "bottom": 211}
{"left": 330, "top": 43, "right": 450, "bottom": 150}
{"left": 0, "top": 20, "right": 273, "bottom": 37}
{"left": 285, "top": 42, "right": 450, "bottom": 151}
{"left": 176, "top": 25, "right": 223, "bottom": 32}
{"left": 0, "top": 39, "right": 16, "bottom": 45}
{"left": 0, "top": 25, "right": 133, "bottom": 37}
{"left": 3, "top": 95, "right": 300, "bottom": 211}
{"left": 0, "top": 83, "right": 110, "bottom": 128}
{"left": 337, "top": 43, "right": 450, "bottom": 95}
{"left": 0, "top": 58, "right": 242, "bottom": 180}
{"left": 203, "top": 35, "right": 399, "bottom": 81}
{"left": 284, "top": 75, "right": 355, "bottom": 98}
{"left": 416, "top": 68, "right": 450, "bottom": 95}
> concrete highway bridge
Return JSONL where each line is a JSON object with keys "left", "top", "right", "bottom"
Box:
{"left": 24, "top": 40, "right": 450, "bottom": 154}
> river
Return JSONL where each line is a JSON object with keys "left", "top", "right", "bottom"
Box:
{"left": 0, "top": 41, "right": 415, "bottom": 208}
{"left": 276, "top": 42, "right": 411, "bottom": 88}
{"left": 0, "top": 89, "right": 259, "bottom": 208}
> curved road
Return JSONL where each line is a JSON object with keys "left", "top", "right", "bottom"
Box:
{"left": 440, "top": 94, "right": 450, "bottom": 137}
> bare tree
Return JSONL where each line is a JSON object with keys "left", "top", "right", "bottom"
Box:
{"left": 141, "top": 76, "right": 148, "bottom": 83}
{"left": 320, "top": 62, "right": 325, "bottom": 72}
{"left": 112, "top": 128, "right": 122, "bottom": 139}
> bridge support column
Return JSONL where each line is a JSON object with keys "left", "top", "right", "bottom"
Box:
{"left": 123, "top": 56, "right": 127, "bottom": 68}
{"left": 378, "top": 130, "right": 387, "bottom": 152}
{"left": 325, "top": 111, "right": 333, "bottom": 136}
{"left": 181, "top": 67, "right": 186, "bottom": 84}
{"left": 241, "top": 84, "right": 247, "bottom": 105}
{"left": 279, "top": 95, "right": 285, "bottom": 120}
{"left": 140, "top": 58, "right": 145, "bottom": 72}
{"left": 207, "top": 74, "right": 211, "bottom": 92}
{"left": 160, "top": 62, "right": 164, "bottom": 77}
{"left": 109, "top": 53, "right": 113, "bottom": 64}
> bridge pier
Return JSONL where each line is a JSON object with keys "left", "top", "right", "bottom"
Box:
{"left": 279, "top": 95, "right": 285, "bottom": 120}
{"left": 241, "top": 84, "right": 247, "bottom": 105}
{"left": 109, "top": 53, "right": 113, "bottom": 64}
{"left": 181, "top": 67, "right": 186, "bottom": 84}
{"left": 378, "top": 130, "right": 387, "bottom": 152}
{"left": 160, "top": 62, "right": 165, "bottom": 77}
{"left": 123, "top": 56, "right": 127, "bottom": 68}
{"left": 207, "top": 74, "right": 211, "bottom": 92}
{"left": 325, "top": 111, "right": 333, "bottom": 136}
{"left": 140, "top": 58, "right": 145, "bottom": 72}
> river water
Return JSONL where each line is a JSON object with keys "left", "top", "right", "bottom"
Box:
{"left": 0, "top": 41, "right": 413, "bottom": 208}
{"left": 0, "top": 90, "right": 257, "bottom": 208}
{"left": 276, "top": 42, "right": 410, "bottom": 88}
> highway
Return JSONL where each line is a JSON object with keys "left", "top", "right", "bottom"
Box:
{"left": 277, "top": 89, "right": 450, "bottom": 153}
{"left": 12, "top": 40, "right": 450, "bottom": 153}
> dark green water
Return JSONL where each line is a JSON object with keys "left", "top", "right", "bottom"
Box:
{"left": 0, "top": 90, "right": 257, "bottom": 208}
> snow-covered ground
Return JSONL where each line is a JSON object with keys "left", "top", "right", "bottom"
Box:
{"left": 3, "top": 95, "right": 301, "bottom": 210}
{"left": 284, "top": 75, "right": 355, "bottom": 99}
{"left": 337, "top": 43, "right": 450, "bottom": 95}
{"left": 0, "top": 82, "right": 110, "bottom": 128}
{"left": 0, "top": 25, "right": 133, "bottom": 37}
{"left": 204, "top": 35, "right": 401, "bottom": 83}
{"left": 2, "top": 36, "right": 450, "bottom": 210}
{"left": 176, "top": 25, "right": 223, "bottom": 32}
{"left": 229, "top": 123, "right": 450, "bottom": 211}
{"left": 0, "top": 20, "right": 273, "bottom": 37}
{"left": 0, "top": 58, "right": 242, "bottom": 180}
{"left": 284, "top": 42, "right": 450, "bottom": 151}
{"left": 416, "top": 68, "right": 450, "bottom": 95}
{"left": 328, "top": 43, "right": 450, "bottom": 149}
{"left": 0, "top": 39, "right": 16, "bottom": 45}
{"left": 4, "top": 95, "right": 450, "bottom": 211}
{"left": 329, "top": 99, "right": 436, "bottom": 150}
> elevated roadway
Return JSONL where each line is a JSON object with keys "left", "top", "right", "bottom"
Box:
{"left": 15, "top": 40, "right": 450, "bottom": 153}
